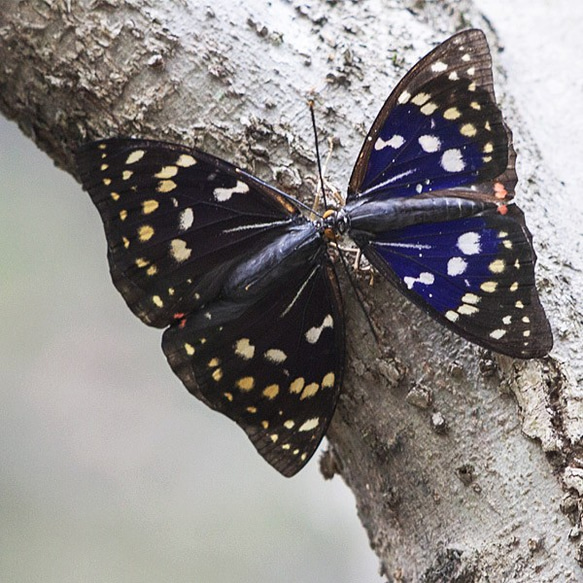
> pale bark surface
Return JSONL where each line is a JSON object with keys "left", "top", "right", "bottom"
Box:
{"left": 1, "top": 0, "right": 582, "bottom": 580}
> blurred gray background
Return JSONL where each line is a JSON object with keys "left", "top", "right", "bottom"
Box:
{"left": 1, "top": 2, "right": 581, "bottom": 581}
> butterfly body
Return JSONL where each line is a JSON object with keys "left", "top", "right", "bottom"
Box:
{"left": 77, "top": 29, "right": 552, "bottom": 476}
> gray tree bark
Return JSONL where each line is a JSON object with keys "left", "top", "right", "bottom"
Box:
{"left": 1, "top": 0, "right": 582, "bottom": 580}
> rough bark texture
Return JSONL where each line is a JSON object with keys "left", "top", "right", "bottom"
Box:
{"left": 1, "top": 0, "right": 582, "bottom": 580}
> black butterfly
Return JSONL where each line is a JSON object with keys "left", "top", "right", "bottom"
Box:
{"left": 76, "top": 29, "right": 552, "bottom": 477}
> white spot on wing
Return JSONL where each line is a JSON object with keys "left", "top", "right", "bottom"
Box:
{"left": 214, "top": 180, "right": 250, "bottom": 202}
{"left": 457, "top": 232, "right": 481, "bottom": 255}
{"left": 375, "top": 134, "right": 405, "bottom": 151}
{"left": 305, "top": 314, "right": 334, "bottom": 344}
{"left": 418, "top": 134, "right": 441, "bottom": 153}
{"left": 441, "top": 148, "right": 465, "bottom": 172}
{"left": 447, "top": 257, "right": 467, "bottom": 276}
{"left": 431, "top": 61, "right": 448, "bottom": 72}
{"left": 170, "top": 239, "right": 192, "bottom": 262}
{"left": 404, "top": 272, "right": 434, "bottom": 290}
{"left": 299, "top": 417, "right": 320, "bottom": 432}
{"left": 179, "top": 208, "right": 194, "bottom": 230}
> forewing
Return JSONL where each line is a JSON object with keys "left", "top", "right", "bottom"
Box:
{"left": 348, "top": 29, "right": 516, "bottom": 202}
{"left": 76, "top": 138, "right": 301, "bottom": 328}
{"left": 364, "top": 205, "right": 552, "bottom": 358}
{"left": 162, "top": 262, "right": 345, "bottom": 477}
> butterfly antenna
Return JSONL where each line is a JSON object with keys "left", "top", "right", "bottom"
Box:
{"left": 335, "top": 245, "right": 380, "bottom": 343}
{"left": 309, "top": 100, "right": 328, "bottom": 211}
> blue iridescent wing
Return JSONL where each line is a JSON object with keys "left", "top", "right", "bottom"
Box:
{"left": 347, "top": 30, "right": 552, "bottom": 357}
{"left": 364, "top": 206, "right": 551, "bottom": 357}
{"left": 348, "top": 29, "right": 516, "bottom": 202}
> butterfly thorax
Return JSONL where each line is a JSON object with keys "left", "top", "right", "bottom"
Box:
{"left": 222, "top": 221, "right": 325, "bottom": 301}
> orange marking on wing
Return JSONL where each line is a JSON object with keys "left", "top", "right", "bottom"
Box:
{"left": 497, "top": 204, "right": 508, "bottom": 215}
{"left": 494, "top": 182, "right": 508, "bottom": 199}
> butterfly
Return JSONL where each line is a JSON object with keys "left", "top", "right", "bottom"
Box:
{"left": 76, "top": 29, "right": 552, "bottom": 477}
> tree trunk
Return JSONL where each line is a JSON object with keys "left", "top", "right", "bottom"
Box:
{"left": 2, "top": 0, "right": 582, "bottom": 580}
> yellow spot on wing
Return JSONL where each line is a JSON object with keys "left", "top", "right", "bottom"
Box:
{"left": 224, "top": 392, "right": 233, "bottom": 402}
{"left": 122, "top": 237, "right": 130, "bottom": 249}
{"left": 157, "top": 180, "right": 177, "bottom": 193}
{"left": 411, "top": 92, "right": 431, "bottom": 106}
{"left": 176, "top": 154, "right": 197, "bottom": 167}
{"left": 208, "top": 358, "right": 220, "bottom": 367}
{"left": 138, "top": 225, "right": 154, "bottom": 242}
{"left": 489, "top": 259, "right": 505, "bottom": 273}
{"left": 152, "top": 295, "right": 163, "bottom": 307}
{"left": 122, "top": 170, "right": 133, "bottom": 180}
{"left": 480, "top": 281, "right": 498, "bottom": 293}
{"left": 236, "top": 377, "right": 255, "bottom": 391}
{"left": 111, "top": 191, "right": 120, "bottom": 201}
{"left": 299, "top": 418, "right": 319, "bottom": 432}
{"left": 135, "top": 258, "right": 149, "bottom": 268}
{"left": 284, "top": 420, "right": 295, "bottom": 429}
{"left": 103, "top": 178, "right": 112, "bottom": 186}
{"left": 184, "top": 343, "right": 195, "bottom": 355}
{"left": 264, "top": 349, "right": 287, "bottom": 364}
{"left": 301, "top": 383, "right": 319, "bottom": 400}
{"left": 119, "top": 209, "right": 128, "bottom": 221}
{"left": 322, "top": 372, "right": 335, "bottom": 388}
{"left": 460, "top": 123, "right": 477, "bottom": 137}
{"left": 126, "top": 150, "right": 145, "bottom": 164}
{"left": 246, "top": 406, "right": 257, "bottom": 414}
{"left": 142, "top": 199, "right": 159, "bottom": 214}
{"left": 170, "top": 239, "right": 192, "bottom": 262}
{"left": 263, "top": 384, "right": 279, "bottom": 399}
{"left": 212, "top": 368, "right": 223, "bottom": 381}
{"left": 289, "top": 377, "right": 305, "bottom": 394}
{"left": 444, "top": 107, "right": 461, "bottom": 120}
{"left": 146, "top": 265, "right": 157, "bottom": 276}
{"left": 420, "top": 102, "right": 438, "bottom": 115}
{"left": 155, "top": 165, "right": 178, "bottom": 179}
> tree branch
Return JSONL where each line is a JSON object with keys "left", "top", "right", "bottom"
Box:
{"left": 2, "top": 0, "right": 581, "bottom": 579}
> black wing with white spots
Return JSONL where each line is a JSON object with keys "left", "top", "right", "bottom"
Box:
{"left": 162, "top": 261, "right": 344, "bottom": 477}
{"left": 345, "top": 29, "right": 552, "bottom": 357}
{"left": 77, "top": 139, "right": 301, "bottom": 329}
{"left": 77, "top": 138, "right": 344, "bottom": 476}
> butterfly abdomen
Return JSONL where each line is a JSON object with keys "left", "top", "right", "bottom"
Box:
{"left": 346, "top": 194, "right": 498, "bottom": 239}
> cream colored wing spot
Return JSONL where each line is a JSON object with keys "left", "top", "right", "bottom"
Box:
{"left": 179, "top": 208, "right": 194, "bottom": 230}
{"left": 305, "top": 314, "right": 334, "bottom": 344}
{"left": 126, "top": 150, "right": 145, "bottom": 165}
{"left": 264, "top": 349, "right": 287, "bottom": 364}
{"left": 155, "top": 165, "right": 178, "bottom": 179}
{"left": 321, "top": 372, "right": 335, "bottom": 388}
{"left": 176, "top": 154, "right": 197, "bottom": 167}
{"left": 299, "top": 418, "right": 319, "bottom": 432}
{"left": 170, "top": 239, "right": 192, "bottom": 262}
{"left": 214, "top": 180, "right": 250, "bottom": 202}
{"left": 235, "top": 338, "right": 255, "bottom": 360}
